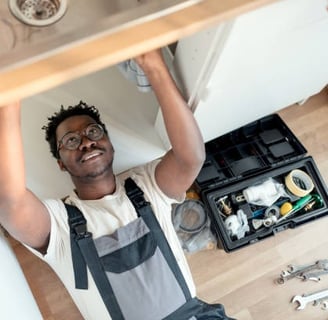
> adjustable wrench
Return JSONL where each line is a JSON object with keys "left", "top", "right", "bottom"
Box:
{"left": 292, "top": 288, "right": 328, "bottom": 310}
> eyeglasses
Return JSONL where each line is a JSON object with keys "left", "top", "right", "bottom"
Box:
{"left": 57, "top": 123, "right": 105, "bottom": 152}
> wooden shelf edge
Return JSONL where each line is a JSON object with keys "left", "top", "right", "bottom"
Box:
{"left": 0, "top": 0, "right": 276, "bottom": 105}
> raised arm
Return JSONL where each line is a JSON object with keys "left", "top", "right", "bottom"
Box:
{"left": 0, "top": 102, "right": 50, "bottom": 252}
{"left": 135, "top": 49, "right": 205, "bottom": 199}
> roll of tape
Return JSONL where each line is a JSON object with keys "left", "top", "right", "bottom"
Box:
{"left": 172, "top": 200, "right": 207, "bottom": 234}
{"left": 265, "top": 205, "right": 280, "bottom": 218}
{"left": 285, "top": 169, "right": 314, "bottom": 197}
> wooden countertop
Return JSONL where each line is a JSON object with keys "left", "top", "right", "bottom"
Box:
{"left": 0, "top": 0, "right": 276, "bottom": 105}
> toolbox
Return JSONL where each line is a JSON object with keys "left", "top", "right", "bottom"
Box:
{"left": 195, "top": 114, "right": 328, "bottom": 252}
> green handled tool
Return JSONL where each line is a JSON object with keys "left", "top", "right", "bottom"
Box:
{"left": 277, "top": 194, "right": 313, "bottom": 223}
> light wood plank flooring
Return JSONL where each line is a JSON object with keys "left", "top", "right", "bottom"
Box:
{"left": 10, "top": 86, "right": 328, "bottom": 319}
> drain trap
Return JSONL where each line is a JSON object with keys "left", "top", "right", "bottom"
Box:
{"left": 8, "top": 0, "right": 68, "bottom": 27}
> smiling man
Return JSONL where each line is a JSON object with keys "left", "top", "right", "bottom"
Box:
{"left": 0, "top": 49, "right": 233, "bottom": 320}
{"left": 51, "top": 111, "right": 116, "bottom": 195}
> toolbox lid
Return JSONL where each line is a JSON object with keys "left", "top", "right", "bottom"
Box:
{"left": 196, "top": 114, "right": 307, "bottom": 190}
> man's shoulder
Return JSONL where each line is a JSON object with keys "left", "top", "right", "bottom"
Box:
{"left": 117, "top": 159, "right": 159, "bottom": 182}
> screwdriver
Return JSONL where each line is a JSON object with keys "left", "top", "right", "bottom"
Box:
{"left": 277, "top": 194, "right": 313, "bottom": 223}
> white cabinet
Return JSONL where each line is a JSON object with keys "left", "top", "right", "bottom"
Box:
{"left": 0, "top": 230, "right": 42, "bottom": 319}
{"left": 173, "top": 0, "right": 328, "bottom": 142}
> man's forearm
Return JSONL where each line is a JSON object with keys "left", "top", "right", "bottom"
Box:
{"left": 0, "top": 102, "right": 27, "bottom": 201}
{"left": 145, "top": 56, "right": 205, "bottom": 166}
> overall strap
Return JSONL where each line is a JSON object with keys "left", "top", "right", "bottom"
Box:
{"left": 66, "top": 204, "right": 88, "bottom": 289}
{"left": 124, "top": 178, "right": 192, "bottom": 301}
{"left": 65, "top": 204, "right": 124, "bottom": 320}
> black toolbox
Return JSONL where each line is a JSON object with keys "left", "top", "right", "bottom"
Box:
{"left": 195, "top": 114, "right": 328, "bottom": 252}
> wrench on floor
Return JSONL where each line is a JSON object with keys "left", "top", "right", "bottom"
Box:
{"left": 292, "top": 288, "right": 328, "bottom": 310}
{"left": 278, "top": 259, "right": 328, "bottom": 284}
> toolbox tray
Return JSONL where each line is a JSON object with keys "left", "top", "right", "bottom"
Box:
{"left": 196, "top": 114, "right": 328, "bottom": 252}
{"left": 196, "top": 114, "right": 307, "bottom": 190}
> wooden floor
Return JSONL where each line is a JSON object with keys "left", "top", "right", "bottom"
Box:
{"left": 10, "top": 86, "right": 328, "bottom": 320}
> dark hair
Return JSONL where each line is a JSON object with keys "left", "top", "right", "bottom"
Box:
{"left": 42, "top": 101, "right": 108, "bottom": 159}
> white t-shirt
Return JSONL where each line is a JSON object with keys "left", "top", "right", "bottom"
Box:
{"left": 28, "top": 160, "right": 196, "bottom": 320}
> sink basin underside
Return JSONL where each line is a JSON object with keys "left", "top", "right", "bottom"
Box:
{"left": 0, "top": 0, "right": 200, "bottom": 72}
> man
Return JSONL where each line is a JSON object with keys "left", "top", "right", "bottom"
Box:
{"left": 0, "top": 49, "right": 232, "bottom": 319}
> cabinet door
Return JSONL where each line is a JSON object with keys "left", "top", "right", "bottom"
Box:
{"left": 0, "top": 231, "right": 42, "bottom": 319}
{"left": 174, "top": 0, "right": 328, "bottom": 142}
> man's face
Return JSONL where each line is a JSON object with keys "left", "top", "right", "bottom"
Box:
{"left": 56, "top": 115, "right": 114, "bottom": 181}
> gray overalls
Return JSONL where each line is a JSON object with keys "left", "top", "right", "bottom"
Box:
{"left": 67, "top": 178, "right": 233, "bottom": 320}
